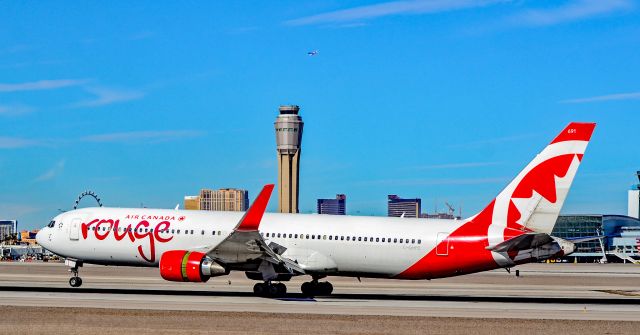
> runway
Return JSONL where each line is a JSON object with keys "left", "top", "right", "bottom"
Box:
{"left": 1, "top": 262, "right": 640, "bottom": 324}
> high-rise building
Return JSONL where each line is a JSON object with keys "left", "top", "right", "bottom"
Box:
{"left": 387, "top": 195, "right": 421, "bottom": 218}
{"left": 184, "top": 196, "right": 200, "bottom": 210}
{"left": 275, "top": 105, "right": 304, "bottom": 213}
{"left": 184, "top": 189, "right": 249, "bottom": 211}
{"left": 0, "top": 220, "right": 18, "bottom": 240}
{"left": 317, "top": 194, "right": 346, "bottom": 215}
{"left": 629, "top": 171, "right": 640, "bottom": 219}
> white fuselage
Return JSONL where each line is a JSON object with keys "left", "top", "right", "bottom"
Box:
{"left": 38, "top": 207, "right": 465, "bottom": 279}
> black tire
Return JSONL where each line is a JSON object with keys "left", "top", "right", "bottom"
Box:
{"left": 69, "top": 277, "right": 80, "bottom": 288}
{"left": 301, "top": 282, "right": 313, "bottom": 296}
{"left": 276, "top": 283, "right": 287, "bottom": 296}
{"left": 77, "top": 277, "right": 83, "bottom": 287}
{"left": 268, "top": 284, "right": 279, "bottom": 297}
{"left": 321, "top": 282, "right": 333, "bottom": 295}
{"left": 253, "top": 283, "right": 266, "bottom": 296}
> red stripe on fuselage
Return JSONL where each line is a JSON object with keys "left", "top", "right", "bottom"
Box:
{"left": 396, "top": 200, "right": 501, "bottom": 279}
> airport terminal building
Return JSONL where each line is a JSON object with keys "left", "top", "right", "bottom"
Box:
{"left": 552, "top": 214, "right": 640, "bottom": 263}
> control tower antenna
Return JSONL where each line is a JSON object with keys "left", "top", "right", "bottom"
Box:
{"left": 274, "top": 105, "right": 304, "bottom": 213}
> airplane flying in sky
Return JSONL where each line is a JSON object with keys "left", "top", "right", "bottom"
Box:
{"left": 36, "top": 122, "right": 595, "bottom": 297}
{"left": 307, "top": 50, "right": 319, "bottom": 56}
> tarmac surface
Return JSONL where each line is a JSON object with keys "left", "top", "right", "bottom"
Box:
{"left": 1, "top": 262, "right": 640, "bottom": 333}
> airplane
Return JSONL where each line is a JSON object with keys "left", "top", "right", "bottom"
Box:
{"left": 36, "top": 122, "right": 595, "bottom": 297}
{"left": 307, "top": 50, "right": 319, "bottom": 56}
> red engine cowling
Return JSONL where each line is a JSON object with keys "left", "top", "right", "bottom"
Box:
{"left": 159, "top": 250, "right": 226, "bottom": 282}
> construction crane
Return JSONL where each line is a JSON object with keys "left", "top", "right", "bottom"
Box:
{"left": 445, "top": 202, "right": 455, "bottom": 216}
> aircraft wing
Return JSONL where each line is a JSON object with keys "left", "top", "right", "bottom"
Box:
{"left": 206, "top": 184, "right": 305, "bottom": 278}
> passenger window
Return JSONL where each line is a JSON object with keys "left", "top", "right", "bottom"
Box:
{"left": 329, "top": 236, "right": 333, "bottom": 240}
{"left": 370, "top": 237, "right": 373, "bottom": 241}
{"left": 418, "top": 239, "right": 422, "bottom": 244}
{"left": 171, "top": 229, "right": 175, "bottom": 234}
{"left": 266, "top": 233, "right": 270, "bottom": 237}
{"left": 218, "top": 231, "right": 221, "bottom": 235}
{"left": 364, "top": 237, "right": 367, "bottom": 242}
{"left": 400, "top": 239, "right": 403, "bottom": 243}
{"left": 289, "top": 234, "right": 292, "bottom": 238}
{"left": 335, "top": 236, "right": 338, "bottom": 240}
{"left": 177, "top": 229, "right": 181, "bottom": 234}
{"left": 294, "top": 234, "right": 298, "bottom": 238}
{"left": 323, "top": 235, "right": 327, "bottom": 240}
{"left": 376, "top": 238, "right": 379, "bottom": 242}
{"left": 382, "top": 238, "right": 385, "bottom": 242}
{"left": 358, "top": 237, "right": 362, "bottom": 242}
{"left": 213, "top": 231, "right": 217, "bottom": 235}
{"left": 346, "top": 236, "right": 350, "bottom": 241}
{"left": 394, "top": 238, "right": 397, "bottom": 243}
{"left": 306, "top": 234, "right": 309, "bottom": 239}
{"left": 201, "top": 230, "right": 205, "bottom": 235}
{"left": 411, "top": 239, "right": 415, "bottom": 244}
{"left": 277, "top": 233, "right": 281, "bottom": 238}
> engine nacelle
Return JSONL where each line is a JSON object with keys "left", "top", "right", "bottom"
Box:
{"left": 159, "top": 250, "right": 227, "bottom": 282}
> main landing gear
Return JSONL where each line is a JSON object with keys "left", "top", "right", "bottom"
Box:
{"left": 253, "top": 282, "right": 287, "bottom": 297}
{"left": 301, "top": 278, "right": 333, "bottom": 297}
{"left": 66, "top": 259, "right": 83, "bottom": 288}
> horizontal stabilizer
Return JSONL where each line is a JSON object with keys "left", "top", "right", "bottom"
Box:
{"left": 487, "top": 233, "right": 553, "bottom": 253}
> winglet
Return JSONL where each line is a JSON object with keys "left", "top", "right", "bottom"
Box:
{"left": 236, "top": 184, "right": 274, "bottom": 232}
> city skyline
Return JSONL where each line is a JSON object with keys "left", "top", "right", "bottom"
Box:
{"left": 1, "top": 1, "right": 639, "bottom": 230}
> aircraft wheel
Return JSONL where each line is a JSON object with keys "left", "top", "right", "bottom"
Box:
{"left": 301, "top": 282, "right": 314, "bottom": 296}
{"left": 253, "top": 283, "right": 266, "bottom": 296}
{"left": 275, "top": 283, "right": 287, "bottom": 296}
{"left": 268, "top": 284, "right": 280, "bottom": 297}
{"left": 319, "top": 282, "right": 333, "bottom": 295}
{"left": 69, "top": 277, "right": 82, "bottom": 288}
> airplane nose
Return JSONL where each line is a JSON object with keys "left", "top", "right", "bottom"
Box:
{"left": 36, "top": 229, "right": 45, "bottom": 246}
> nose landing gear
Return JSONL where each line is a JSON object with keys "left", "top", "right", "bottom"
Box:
{"left": 66, "top": 259, "right": 83, "bottom": 288}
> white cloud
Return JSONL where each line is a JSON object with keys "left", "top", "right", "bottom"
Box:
{"left": 0, "top": 137, "right": 42, "bottom": 149}
{"left": 560, "top": 91, "right": 640, "bottom": 104}
{"left": 508, "top": 0, "right": 634, "bottom": 27}
{"left": 0, "top": 79, "right": 88, "bottom": 92}
{"left": 81, "top": 130, "right": 204, "bottom": 143}
{"left": 72, "top": 86, "right": 145, "bottom": 107}
{"left": 407, "top": 161, "right": 502, "bottom": 170}
{"left": 448, "top": 133, "right": 538, "bottom": 149}
{"left": 0, "top": 104, "right": 34, "bottom": 116}
{"left": 34, "top": 160, "right": 65, "bottom": 182}
{"left": 285, "top": 0, "right": 509, "bottom": 26}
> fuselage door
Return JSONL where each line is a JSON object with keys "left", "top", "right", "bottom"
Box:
{"left": 436, "top": 232, "right": 449, "bottom": 256}
{"left": 69, "top": 218, "right": 81, "bottom": 241}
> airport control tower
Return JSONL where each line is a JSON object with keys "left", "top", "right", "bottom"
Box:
{"left": 274, "top": 105, "right": 304, "bottom": 213}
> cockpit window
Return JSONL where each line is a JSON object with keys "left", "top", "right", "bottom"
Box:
{"left": 47, "top": 220, "right": 55, "bottom": 228}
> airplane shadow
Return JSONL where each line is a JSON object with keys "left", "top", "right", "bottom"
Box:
{"left": 0, "top": 285, "right": 639, "bottom": 305}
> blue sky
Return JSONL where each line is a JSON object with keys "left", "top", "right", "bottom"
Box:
{"left": 1, "top": 1, "right": 639, "bottom": 230}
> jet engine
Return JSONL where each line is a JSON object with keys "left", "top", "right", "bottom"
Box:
{"left": 160, "top": 250, "right": 227, "bottom": 282}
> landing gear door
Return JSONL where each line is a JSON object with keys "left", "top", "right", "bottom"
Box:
{"left": 69, "top": 218, "right": 81, "bottom": 240}
{"left": 436, "top": 232, "right": 449, "bottom": 256}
